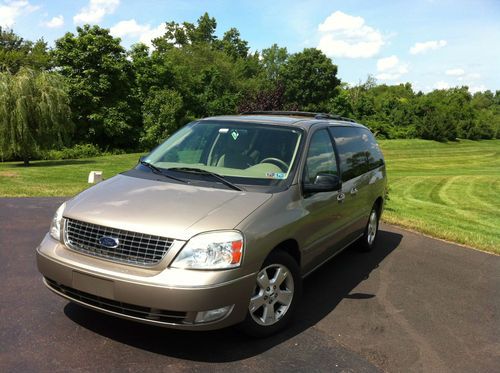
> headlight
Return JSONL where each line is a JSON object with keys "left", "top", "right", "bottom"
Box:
{"left": 49, "top": 202, "right": 66, "bottom": 241}
{"left": 171, "top": 231, "right": 244, "bottom": 270}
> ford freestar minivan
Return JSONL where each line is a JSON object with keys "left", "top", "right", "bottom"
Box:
{"left": 37, "top": 111, "right": 386, "bottom": 336}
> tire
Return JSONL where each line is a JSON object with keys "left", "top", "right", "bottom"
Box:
{"left": 359, "top": 205, "right": 379, "bottom": 252}
{"left": 239, "top": 251, "right": 302, "bottom": 337}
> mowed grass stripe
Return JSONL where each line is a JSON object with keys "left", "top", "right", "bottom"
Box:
{"left": 1, "top": 139, "right": 499, "bottom": 253}
{"left": 387, "top": 177, "right": 499, "bottom": 230}
{"left": 379, "top": 139, "right": 500, "bottom": 253}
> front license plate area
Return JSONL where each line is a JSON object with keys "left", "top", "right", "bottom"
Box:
{"left": 72, "top": 271, "right": 114, "bottom": 299}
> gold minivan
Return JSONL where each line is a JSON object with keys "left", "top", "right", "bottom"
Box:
{"left": 37, "top": 111, "right": 386, "bottom": 336}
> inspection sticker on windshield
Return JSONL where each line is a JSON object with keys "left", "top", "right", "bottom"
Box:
{"left": 266, "top": 172, "right": 286, "bottom": 179}
{"left": 231, "top": 130, "right": 239, "bottom": 140}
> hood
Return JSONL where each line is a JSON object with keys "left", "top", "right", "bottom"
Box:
{"left": 63, "top": 174, "right": 272, "bottom": 241}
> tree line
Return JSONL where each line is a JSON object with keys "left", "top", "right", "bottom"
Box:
{"left": 0, "top": 13, "right": 498, "bottom": 164}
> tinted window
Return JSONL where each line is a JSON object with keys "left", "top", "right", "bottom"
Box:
{"left": 329, "top": 127, "right": 368, "bottom": 181}
{"left": 304, "top": 129, "right": 338, "bottom": 184}
{"left": 362, "top": 129, "right": 384, "bottom": 170}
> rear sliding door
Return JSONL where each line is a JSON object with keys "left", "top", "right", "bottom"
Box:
{"left": 329, "top": 126, "right": 371, "bottom": 241}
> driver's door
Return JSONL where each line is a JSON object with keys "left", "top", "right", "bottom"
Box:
{"left": 297, "top": 128, "right": 353, "bottom": 272}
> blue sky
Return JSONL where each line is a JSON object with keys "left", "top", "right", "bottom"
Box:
{"left": 1, "top": 0, "right": 499, "bottom": 93}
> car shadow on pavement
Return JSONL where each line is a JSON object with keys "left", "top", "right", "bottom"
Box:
{"left": 64, "top": 229, "right": 402, "bottom": 363}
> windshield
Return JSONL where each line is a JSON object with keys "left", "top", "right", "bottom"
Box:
{"left": 144, "top": 121, "right": 302, "bottom": 183}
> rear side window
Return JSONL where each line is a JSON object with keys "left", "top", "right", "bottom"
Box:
{"left": 304, "top": 129, "right": 338, "bottom": 184}
{"left": 362, "top": 129, "right": 384, "bottom": 170}
{"left": 329, "top": 127, "right": 368, "bottom": 181}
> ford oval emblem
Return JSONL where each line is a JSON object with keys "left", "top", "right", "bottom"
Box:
{"left": 99, "top": 236, "right": 119, "bottom": 249}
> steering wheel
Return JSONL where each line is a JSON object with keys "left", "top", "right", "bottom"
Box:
{"left": 259, "top": 157, "right": 289, "bottom": 172}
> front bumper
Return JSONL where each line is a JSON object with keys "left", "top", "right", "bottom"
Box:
{"left": 36, "top": 234, "right": 256, "bottom": 330}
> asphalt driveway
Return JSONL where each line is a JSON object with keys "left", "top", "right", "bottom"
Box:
{"left": 0, "top": 198, "right": 498, "bottom": 372}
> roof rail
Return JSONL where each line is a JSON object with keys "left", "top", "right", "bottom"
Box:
{"left": 314, "top": 113, "right": 356, "bottom": 123}
{"left": 240, "top": 111, "right": 356, "bottom": 123}
{"left": 241, "top": 111, "right": 319, "bottom": 118}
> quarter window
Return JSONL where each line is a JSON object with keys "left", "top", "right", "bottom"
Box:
{"left": 304, "top": 129, "right": 338, "bottom": 184}
{"left": 363, "top": 129, "right": 385, "bottom": 170}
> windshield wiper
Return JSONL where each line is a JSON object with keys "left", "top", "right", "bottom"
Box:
{"left": 167, "top": 167, "right": 244, "bottom": 191}
{"left": 139, "top": 161, "right": 187, "bottom": 183}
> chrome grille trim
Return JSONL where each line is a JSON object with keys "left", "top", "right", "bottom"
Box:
{"left": 63, "top": 218, "right": 174, "bottom": 266}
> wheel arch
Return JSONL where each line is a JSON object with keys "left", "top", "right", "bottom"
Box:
{"left": 268, "top": 239, "right": 301, "bottom": 267}
{"left": 374, "top": 196, "right": 384, "bottom": 216}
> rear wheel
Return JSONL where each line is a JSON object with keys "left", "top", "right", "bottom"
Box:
{"left": 359, "top": 206, "right": 379, "bottom": 252}
{"left": 239, "top": 251, "right": 302, "bottom": 337}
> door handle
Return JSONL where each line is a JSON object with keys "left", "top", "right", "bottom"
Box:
{"left": 337, "top": 193, "right": 345, "bottom": 203}
{"left": 350, "top": 187, "right": 358, "bottom": 195}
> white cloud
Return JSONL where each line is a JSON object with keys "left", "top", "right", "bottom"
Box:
{"left": 110, "top": 19, "right": 149, "bottom": 38}
{"left": 434, "top": 81, "right": 450, "bottom": 90}
{"left": 138, "top": 24, "right": 167, "bottom": 47}
{"left": 73, "top": 0, "right": 119, "bottom": 24}
{"left": 434, "top": 82, "right": 487, "bottom": 94}
{"left": 444, "top": 69, "right": 481, "bottom": 83}
{"left": 0, "top": 0, "right": 39, "bottom": 27}
{"left": 375, "top": 55, "right": 408, "bottom": 81}
{"left": 466, "top": 72, "right": 480, "bottom": 80}
{"left": 110, "top": 19, "right": 166, "bottom": 48}
{"left": 410, "top": 40, "right": 447, "bottom": 55}
{"left": 468, "top": 84, "right": 486, "bottom": 94}
{"left": 318, "top": 11, "right": 364, "bottom": 32}
{"left": 377, "top": 55, "right": 398, "bottom": 71}
{"left": 445, "top": 68, "right": 465, "bottom": 76}
{"left": 317, "top": 11, "right": 384, "bottom": 58}
{"left": 44, "top": 15, "right": 64, "bottom": 28}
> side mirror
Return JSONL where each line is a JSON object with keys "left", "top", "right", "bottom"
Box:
{"left": 303, "top": 174, "right": 341, "bottom": 193}
{"left": 138, "top": 155, "right": 148, "bottom": 163}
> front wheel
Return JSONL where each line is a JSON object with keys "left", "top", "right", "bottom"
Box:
{"left": 359, "top": 206, "right": 379, "bottom": 252}
{"left": 239, "top": 251, "right": 302, "bottom": 337}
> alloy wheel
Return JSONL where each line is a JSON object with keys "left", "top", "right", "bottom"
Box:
{"left": 367, "top": 210, "right": 378, "bottom": 245}
{"left": 249, "top": 264, "right": 294, "bottom": 326}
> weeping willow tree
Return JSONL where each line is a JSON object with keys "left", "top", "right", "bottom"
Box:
{"left": 0, "top": 68, "right": 72, "bottom": 165}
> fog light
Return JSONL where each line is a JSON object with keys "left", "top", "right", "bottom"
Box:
{"left": 195, "top": 305, "right": 234, "bottom": 323}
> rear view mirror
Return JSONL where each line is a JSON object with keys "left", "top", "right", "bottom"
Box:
{"left": 303, "top": 174, "right": 341, "bottom": 193}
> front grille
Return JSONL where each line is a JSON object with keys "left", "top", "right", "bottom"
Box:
{"left": 45, "top": 278, "right": 187, "bottom": 324}
{"left": 64, "top": 218, "right": 174, "bottom": 266}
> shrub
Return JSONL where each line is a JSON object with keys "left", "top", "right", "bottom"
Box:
{"left": 41, "top": 144, "right": 102, "bottom": 160}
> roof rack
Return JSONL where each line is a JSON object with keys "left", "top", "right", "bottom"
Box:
{"left": 240, "top": 111, "right": 356, "bottom": 123}
{"left": 314, "top": 113, "right": 356, "bottom": 123}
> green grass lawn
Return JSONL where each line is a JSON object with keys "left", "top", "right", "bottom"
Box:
{"left": 1, "top": 139, "right": 499, "bottom": 253}
{"left": 378, "top": 139, "right": 500, "bottom": 254}
{"left": 0, "top": 153, "right": 142, "bottom": 197}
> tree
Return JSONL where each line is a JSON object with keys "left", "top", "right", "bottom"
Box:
{"left": 216, "top": 28, "right": 249, "bottom": 60}
{"left": 328, "top": 84, "right": 352, "bottom": 117}
{"left": 153, "top": 12, "right": 218, "bottom": 51}
{"left": 129, "top": 43, "right": 175, "bottom": 105}
{"left": 260, "top": 44, "right": 288, "bottom": 81}
{"left": 238, "top": 81, "right": 286, "bottom": 112}
{"left": 414, "top": 89, "right": 466, "bottom": 141}
{"left": 52, "top": 25, "right": 138, "bottom": 148}
{"left": 281, "top": 48, "right": 340, "bottom": 111}
{"left": 141, "top": 88, "right": 183, "bottom": 147}
{"left": 469, "top": 90, "right": 499, "bottom": 139}
{"left": 156, "top": 43, "right": 254, "bottom": 119}
{"left": 0, "top": 69, "right": 72, "bottom": 165}
{"left": 192, "top": 13, "right": 217, "bottom": 44}
{"left": 0, "top": 27, "right": 51, "bottom": 73}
